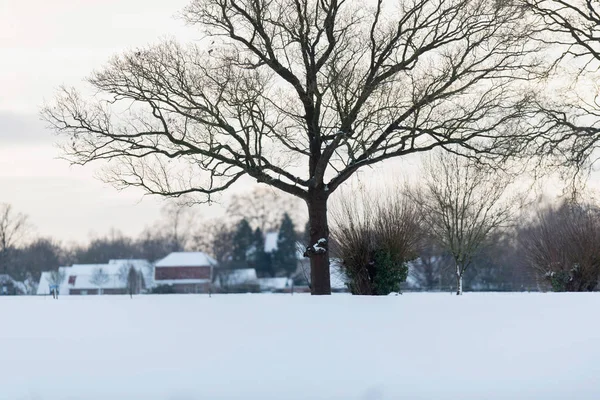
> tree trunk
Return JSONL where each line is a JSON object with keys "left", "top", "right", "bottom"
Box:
{"left": 306, "top": 193, "right": 331, "bottom": 295}
{"left": 456, "top": 265, "right": 463, "bottom": 296}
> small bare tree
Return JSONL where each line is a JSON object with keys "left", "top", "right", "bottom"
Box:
{"left": 520, "top": 200, "right": 600, "bottom": 291}
{"left": 0, "top": 203, "right": 29, "bottom": 274}
{"left": 48, "top": 269, "right": 66, "bottom": 299}
{"left": 90, "top": 267, "right": 110, "bottom": 295}
{"left": 411, "top": 153, "right": 513, "bottom": 295}
{"left": 42, "top": 0, "right": 542, "bottom": 294}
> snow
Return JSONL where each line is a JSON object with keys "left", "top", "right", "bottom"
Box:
{"left": 2, "top": 293, "right": 600, "bottom": 400}
{"left": 155, "top": 251, "right": 217, "bottom": 267}
{"left": 312, "top": 237, "right": 327, "bottom": 253}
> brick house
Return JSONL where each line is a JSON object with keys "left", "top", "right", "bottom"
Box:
{"left": 154, "top": 252, "right": 217, "bottom": 293}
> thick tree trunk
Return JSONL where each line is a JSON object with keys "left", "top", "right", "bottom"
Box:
{"left": 456, "top": 265, "right": 463, "bottom": 296}
{"left": 306, "top": 193, "right": 331, "bottom": 295}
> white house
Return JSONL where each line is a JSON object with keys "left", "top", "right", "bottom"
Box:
{"left": 37, "top": 259, "right": 153, "bottom": 296}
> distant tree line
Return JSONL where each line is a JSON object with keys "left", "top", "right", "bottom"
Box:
{"left": 0, "top": 187, "right": 304, "bottom": 292}
{"left": 4, "top": 159, "right": 600, "bottom": 295}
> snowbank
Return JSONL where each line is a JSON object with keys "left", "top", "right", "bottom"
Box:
{"left": 0, "top": 293, "right": 599, "bottom": 400}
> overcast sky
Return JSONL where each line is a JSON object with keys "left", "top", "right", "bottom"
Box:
{"left": 0, "top": 0, "right": 423, "bottom": 245}
{"left": 0, "top": 0, "right": 211, "bottom": 243}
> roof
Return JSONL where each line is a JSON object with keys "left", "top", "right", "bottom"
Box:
{"left": 37, "top": 260, "right": 155, "bottom": 294}
{"left": 264, "top": 232, "right": 278, "bottom": 253}
{"left": 155, "top": 252, "right": 217, "bottom": 268}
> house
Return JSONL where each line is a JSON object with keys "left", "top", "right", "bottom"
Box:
{"left": 154, "top": 252, "right": 217, "bottom": 293}
{"left": 0, "top": 274, "right": 27, "bottom": 295}
{"left": 37, "top": 259, "right": 153, "bottom": 296}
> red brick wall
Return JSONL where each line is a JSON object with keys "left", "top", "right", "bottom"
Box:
{"left": 155, "top": 266, "right": 211, "bottom": 280}
{"left": 69, "top": 289, "right": 99, "bottom": 295}
{"left": 69, "top": 288, "right": 128, "bottom": 295}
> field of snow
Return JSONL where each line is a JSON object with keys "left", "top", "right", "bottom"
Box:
{"left": 1, "top": 293, "right": 599, "bottom": 400}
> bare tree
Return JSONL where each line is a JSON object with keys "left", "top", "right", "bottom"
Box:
{"left": 520, "top": 199, "right": 600, "bottom": 291}
{"left": 191, "top": 219, "right": 236, "bottom": 263}
{"left": 160, "top": 202, "right": 195, "bottom": 252}
{"left": 48, "top": 269, "right": 66, "bottom": 299}
{"left": 0, "top": 203, "right": 29, "bottom": 274}
{"left": 119, "top": 264, "right": 143, "bottom": 298}
{"left": 410, "top": 153, "right": 513, "bottom": 295}
{"left": 523, "top": 1, "right": 600, "bottom": 170}
{"left": 42, "top": 0, "right": 541, "bottom": 294}
{"left": 90, "top": 267, "right": 110, "bottom": 295}
{"left": 226, "top": 187, "right": 304, "bottom": 232}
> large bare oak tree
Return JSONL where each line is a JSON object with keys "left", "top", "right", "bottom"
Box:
{"left": 42, "top": 0, "right": 539, "bottom": 294}
{"left": 524, "top": 0, "right": 600, "bottom": 170}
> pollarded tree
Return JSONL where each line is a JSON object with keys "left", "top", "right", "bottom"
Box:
{"left": 520, "top": 200, "right": 600, "bottom": 292}
{"left": 90, "top": 267, "right": 110, "bottom": 295}
{"left": 42, "top": 0, "right": 541, "bottom": 294}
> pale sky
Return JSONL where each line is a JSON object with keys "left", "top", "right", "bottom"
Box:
{"left": 0, "top": 0, "right": 213, "bottom": 243}
{"left": 0, "top": 0, "right": 423, "bottom": 244}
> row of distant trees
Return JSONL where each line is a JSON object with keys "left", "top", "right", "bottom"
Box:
{"left": 0, "top": 187, "right": 305, "bottom": 291}
{"left": 4, "top": 156, "right": 600, "bottom": 295}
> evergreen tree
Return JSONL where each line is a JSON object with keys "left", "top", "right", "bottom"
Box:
{"left": 250, "top": 227, "right": 273, "bottom": 277}
{"left": 231, "top": 219, "right": 253, "bottom": 267}
{"left": 273, "top": 213, "right": 298, "bottom": 277}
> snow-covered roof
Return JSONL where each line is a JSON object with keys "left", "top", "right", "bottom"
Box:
{"left": 37, "top": 260, "right": 155, "bottom": 294}
{"left": 265, "top": 232, "right": 278, "bottom": 253}
{"left": 155, "top": 252, "right": 217, "bottom": 268}
{"left": 257, "top": 277, "right": 292, "bottom": 291}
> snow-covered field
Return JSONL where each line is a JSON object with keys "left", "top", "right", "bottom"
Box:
{"left": 1, "top": 293, "right": 599, "bottom": 400}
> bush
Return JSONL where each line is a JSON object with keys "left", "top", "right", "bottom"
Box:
{"left": 151, "top": 284, "right": 176, "bottom": 294}
{"left": 521, "top": 200, "right": 600, "bottom": 292}
{"left": 331, "top": 191, "right": 421, "bottom": 295}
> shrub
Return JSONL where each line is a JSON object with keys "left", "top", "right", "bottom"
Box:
{"left": 521, "top": 200, "right": 600, "bottom": 292}
{"left": 151, "top": 284, "right": 176, "bottom": 294}
{"left": 331, "top": 191, "right": 421, "bottom": 295}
